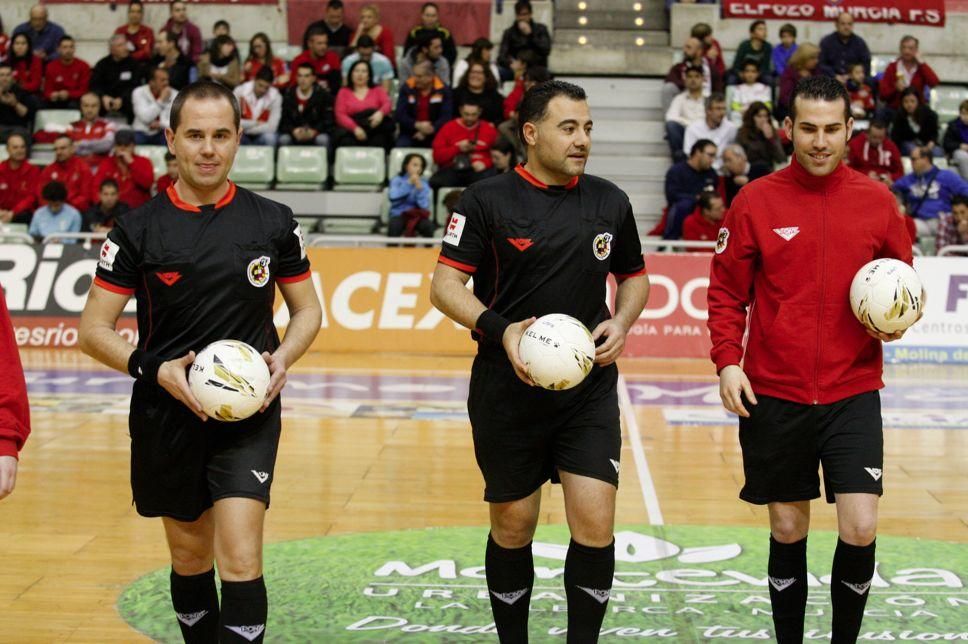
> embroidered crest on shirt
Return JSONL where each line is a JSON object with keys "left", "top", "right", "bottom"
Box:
{"left": 593, "top": 232, "right": 613, "bottom": 260}
{"left": 247, "top": 256, "right": 271, "bottom": 288}
{"left": 715, "top": 227, "right": 729, "bottom": 254}
{"left": 773, "top": 226, "right": 800, "bottom": 241}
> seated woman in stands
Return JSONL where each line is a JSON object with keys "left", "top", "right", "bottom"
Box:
{"left": 334, "top": 60, "right": 395, "bottom": 152}
{"left": 243, "top": 33, "right": 289, "bottom": 89}
{"left": 197, "top": 34, "right": 241, "bottom": 89}
{"left": 387, "top": 153, "right": 435, "bottom": 238}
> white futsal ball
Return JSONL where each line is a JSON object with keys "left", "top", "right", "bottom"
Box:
{"left": 188, "top": 340, "right": 271, "bottom": 421}
{"left": 518, "top": 314, "right": 596, "bottom": 391}
{"left": 849, "top": 259, "right": 924, "bottom": 335}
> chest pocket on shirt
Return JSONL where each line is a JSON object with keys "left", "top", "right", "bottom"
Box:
{"left": 234, "top": 243, "right": 277, "bottom": 301}
{"left": 144, "top": 257, "right": 195, "bottom": 310}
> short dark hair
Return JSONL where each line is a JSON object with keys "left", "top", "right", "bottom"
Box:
{"left": 42, "top": 181, "right": 68, "bottom": 203}
{"left": 255, "top": 65, "right": 274, "bottom": 84}
{"left": 306, "top": 26, "right": 328, "bottom": 42}
{"left": 54, "top": 133, "right": 73, "bottom": 144}
{"left": 706, "top": 92, "right": 726, "bottom": 109}
{"left": 689, "top": 138, "right": 716, "bottom": 157}
{"left": 517, "top": 79, "right": 586, "bottom": 145}
{"left": 169, "top": 80, "right": 241, "bottom": 132}
{"left": 868, "top": 119, "right": 888, "bottom": 131}
{"left": 5, "top": 131, "right": 27, "bottom": 147}
{"left": 789, "top": 75, "right": 851, "bottom": 124}
{"left": 691, "top": 22, "right": 713, "bottom": 40}
{"left": 901, "top": 35, "right": 919, "bottom": 47}
{"left": 699, "top": 191, "right": 723, "bottom": 211}
{"left": 514, "top": 1, "right": 532, "bottom": 14}
{"left": 399, "top": 152, "right": 427, "bottom": 175}
{"left": 296, "top": 62, "right": 316, "bottom": 75}
{"left": 847, "top": 61, "right": 864, "bottom": 74}
{"left": 779, "top": 23, "right": 797, "bottom": 38}
{"left": 327, "top": 0, "right": 343, "bottom": 9}
{"left": 523, "top": 65, "right": 551, "bottom": 84}
{"left": 213, "top": 19, "right": 230, "bottom": 31}
{"left": 59, "top": 35, "right": 74, "bottom": 45}
{"left": 951, "top": 194, "right": 968, "bottom": 209}
{"left": 99, "top": 178, "right": 119, "bottom": 192}
{"left": 158, "top": 29, "right": 177, "bottom": 45}
{"left": 356, "top": 34, "right": 375, "bottom": 49}
{"left": 741, "top": 58, "right": 759, "bottom": 72}
{"left": 442, "top": 188, "right": 463, "bottom": 214}
{"left": 683, "top": 62, "right": 703, "bottom": 76}
{"left": 149, "top": 66, "right": 169, "bottom": 82}
{"left": 750, "top": 20, "right": 765, "bottom": 33}
{"left": 420, "top": 33, "right": 443, "bottom": 50}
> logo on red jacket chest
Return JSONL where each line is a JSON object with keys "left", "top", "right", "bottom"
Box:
{"left": 773, "top": 226, "right": 800, "bottom": 241}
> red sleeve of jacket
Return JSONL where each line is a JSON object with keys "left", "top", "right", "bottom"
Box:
{"left": 18, "top": 58, "right": 43, "bottom": 94}
{"left": 885, "top": 139, "right": 904, "bottom": 181}
{"left": 68, "top": 60, "right": 92, "bottom": 100}
{"left": 681, "top": 208, "right": 702, "bottom": 241}
{"left": 878, "top": 61, "right": 898, "bottom": 106}
{"left": 12, "top": 165, "right": 40, "bottom": 214}
{"left": 377, "top": 28, "right": 396, "bottom": 69}
{"left": 67, "top": 159, "right": 93, "bottom": 213}
{"left": 130, "top": 156, "right": 155, "bottom": 191}
{"left": 877, "top": 195, "right": 915, "bottom": 266}
{"left": 504, "top": 79, "right": 524, "bottom": 119}
{"left": 472, "top": 122, "right": 498, "bottom": 168}
{"left": 707, "top": 192, "right": 759, "bottom": 373}
{"left": 135, "top": 27, "right": 155, "bottom": 62}
{"left": 0, "top": 290, "right": 30, "bottom": 459}
{"left": 432, "top": 120, "right": 459, "bottom": 166}
{"left": 42, "top": 60, "right": 59, "bottom": 101}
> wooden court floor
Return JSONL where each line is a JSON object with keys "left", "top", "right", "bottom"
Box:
{"left": 1, "top": 349, "right": 966, "bottom": 641}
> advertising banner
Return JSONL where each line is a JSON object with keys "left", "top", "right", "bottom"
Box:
{"left": 45, "top": 0, "right": 277, "bottom": 4}
{"left": 721, "top": 0, "right": 946, "bottom": 26}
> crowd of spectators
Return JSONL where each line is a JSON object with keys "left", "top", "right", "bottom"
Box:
{"left": 0, "top": 0, "right": 553, "bottom": 239}
{"left": 661, "top": 13, "right": 968, "bottom": 252}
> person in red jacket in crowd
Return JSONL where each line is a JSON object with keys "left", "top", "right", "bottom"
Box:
{"left": 0, "top": 286, "right": 30, "bottom": 502}
{"left": 113, "top": 0, "right": 154, "bottom": 63}
{"left": 681, "top": 191, "right": 725, "bottom": 250}
{"left": 846, "top": 119, "right": 903, "bottom": 188}
{"left": 708, "top": 76, "right": 918, "bottom": 644}
{"left": 155, "top": 151, "right": 178, "bottom": 195}
{"left": 430, "top": 99, "right": 498, "bottom": 190}
{"left": 43, "top": 36, "right": 91, "bottom": 109}
{"left": 40, "top": 135, "right": 93, "bottom": 213}
{"left": 290, "top": 28, "right": 342, "bottom": 94}
{"left": 877, "top": 36, "right": 939, "bottom": 114}
{"left": 92, "top": 128, "right": 154, "bottom": 209}
{"left": 8, "top": 33, "right": 43, "bottom": 97}
{"left": 0, "top": 133, "right": 40, "bottom": 224}
{"left": 35, "top": 92, "right": 117, "bottom": 172}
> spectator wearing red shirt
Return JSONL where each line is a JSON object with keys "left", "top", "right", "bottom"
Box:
{"left": 35, "top": 92, "right": 117, "bottom": 172}
{"left": 114, "top": 1, "right": 154, "bottom": 63}
{"left": 43, "top": 36, "right": 91, "bottom": 109}
{"left": 9, "top": 33, "right": 42, "bottom": 96}
{"left": 847, "top": 120, "right": 903, "bottom": 187}
{"left": 0, "top": 133, "right": 40, "bottom": 224}
{"left": 349, "top": 4, "right": 396, "bottom": 72}
{"left": 161, "top": 0, "right": 203, "bottom": 64}
{"left": 845, "top": 62, "right": 874, "bottom": 120}
{"left": 430, "top": 99, "right": 498, "bottom": 190}
{"left": 290, "top": 28, "right": 342, "bottom": 94}
{"left": 243, "top": 33, "right": 289, "bottom": 90}
{"left": 0, "top": 284, "right": 30, "bottom": 502}
{"left": 333, "top": 59, "right": 394, "bottom": 151}
{"left": 155, "top": 151, "right": 177, "bottom": 195}
{"left": 681, "top": 191, "right": 725, "bottom": 249}
{"left": 92, "top": 129, "right": 154, "bottom": 209}
{"left": 877, "top": 36, "right": 939, "bottom": 114}
{"left": 40, "top": 135, "right": 93, "bottom": 213}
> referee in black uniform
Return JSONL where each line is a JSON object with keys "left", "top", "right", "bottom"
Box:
{"left": 430, "top": 80, "right": 651, "bottom": 643}
{"left": 79, "top": 80, "right": 322, "bottom": 643}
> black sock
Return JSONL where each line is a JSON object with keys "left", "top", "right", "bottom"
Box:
{"left": 768, "top": 536, "right": 808, "bottom": 644}
{"left": 485, "top": 533, "right": 534, "bottom": 644}
{"left": 219, "top": 577, "right": 267, "bottom": 643}
{"left": 564, "top": 538, "right": 615, "bottom": 644}
{"left": 831, "top": 538, "right": 876, "bottom": 644}
{"left": 170, "top": 568, "right": 219, "bottom": 643}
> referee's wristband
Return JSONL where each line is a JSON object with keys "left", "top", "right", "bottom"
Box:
{"left": 127, "top": 349, "right": 163, "bottom": 384}
{"left": 475, "top": 309, "right": 511, "bottom": 342}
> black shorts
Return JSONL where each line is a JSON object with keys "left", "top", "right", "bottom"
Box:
{"left": 738, "top": 391, "right": 883, "bottom": 505}
{"left": 129, "top": 382, "right": 282, "bottom": 521}
{"left": 467, "top": 352, "right": 622, "bottom": 503}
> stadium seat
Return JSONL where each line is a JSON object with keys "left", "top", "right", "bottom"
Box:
{"left": 902, "top": 156, "right": 913, "bottom": 175}
{"left": 333, "top": 147, "right": 386, "bottom": 191}
{"left": 0, "top": 223, "right": 31, "bottom": 243}
{"left": 0, "top": 146, "right": 7, "bottom": 162}
{"left": 930, "top": 86, "right": 968, "bottom": 123}
{"left": 139, "top": 145, "right": 170, "bottom": 180}
{"left": 435, "top": 186, "right": 465, "bottom": 227}
{"left": 276, "top": 146, "right": 328, "bottom": 190}
{"left": 32, "top": 109, "right": 79, "bottom": 150}
{"left": 387, "top": 147, "right": 434, "bottom": 178}
{"left": 228, "top": 146, "right": 275, "bottom": 190}
{"left": 870, "top": 55, "right": 892, "bottom": 79}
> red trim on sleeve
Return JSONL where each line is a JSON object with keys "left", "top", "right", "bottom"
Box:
{"left": 93, "top": 276, "right": 136, "bottom": 295}
{"left": 277, "top": 269, "right": 312, "bottom": 284}
{"left": 166, "top": 181, "right": 238, "bottom": 213}
{"left": 612, "top": 266, "right": 648, "bottom": 280}
{"left": 514, "top": 164, "right": 580, "bottom": 190}
{"left": 437, "top": 255, "right": 477, "bottom": 274}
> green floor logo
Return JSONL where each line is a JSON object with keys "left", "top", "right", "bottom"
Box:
{"left": 118, "top": 525, "right": 968, "bottom": 642}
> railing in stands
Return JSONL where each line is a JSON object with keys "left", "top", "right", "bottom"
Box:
{"left": 42, "top": 232, "right": 108, "bottom": 249}
{"left": 938, "top": 245, "right": 968, "bottom": 257}
{"left": 303, "top": 235, "right": 720, "bottom": 250}
{"left": 0, "top": 232, "right": 34, "bottom": 244}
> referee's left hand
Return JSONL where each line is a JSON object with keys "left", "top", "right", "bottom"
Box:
{"left": 592, "top": 319, "right": 628, "bottom": 366}
{"left": 261, "top": 351, "right": 288, "bottom": 412}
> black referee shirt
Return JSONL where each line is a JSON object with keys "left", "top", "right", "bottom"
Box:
{"left": 94, "top": 182, "right": 311, "bottom": 359}
{"left": 438, "top": 165, "right": 646, "bottom": 351}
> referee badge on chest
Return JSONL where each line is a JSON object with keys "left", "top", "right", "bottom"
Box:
{"left": 593, "top": 232, "right": 613, "bottom": 261}
{"left": 247, "top": 256, "right": 271, "bottom": 288}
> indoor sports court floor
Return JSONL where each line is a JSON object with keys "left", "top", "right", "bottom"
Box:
{"left": 2, "top": 349, "right": 967, "bottom": 641}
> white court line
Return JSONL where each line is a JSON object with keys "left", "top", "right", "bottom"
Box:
{"left": 618, "top": 374, "right": 664, "bottom": 525}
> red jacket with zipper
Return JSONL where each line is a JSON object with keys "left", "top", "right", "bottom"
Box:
{"left": 708, "top": 157, "right": 913, "bottom": 405}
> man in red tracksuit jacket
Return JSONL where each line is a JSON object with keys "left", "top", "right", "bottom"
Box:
{"left": 0, "top": 287, "right": 30, "bottom": 501}
{"left": 708, "top": 76, "right": 917, "bottom": 643}
{"left": 430, "top": 99, "right": 498, "bottom": 190}
{"left": 0, "top": 133, "right": 40, "bottom": 224}
{"left": 40, "top": 135, "right": 93, "bottom": 213}
{"left": 42, "top": 36, "right": 91, "bottom": 109}
{"left": 92, "top": 129, "right": 154, "bottom": 209}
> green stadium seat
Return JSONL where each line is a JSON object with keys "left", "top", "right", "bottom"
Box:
{"left": 0, "top": 146, "right": 7, "bottom": 162}
{"left": 228, "top": 146, "right": 275, "bottom": 189}
{"left": 139, "top": 145, "right": 170, "bottom": 180}
{"left": 32, "top": 109, "right": 79, "bottom": 150}
{"left": 930, "top": 86, "right": 968, "bottom": 123}
{"left": 276, "top": 146, "right": 328, "bottom": 190}
{"left": 435, "top": 186, "right": 465, "bottom": 227}
{"left": 387, "top": 147, "right": 434, "bottom": 178}
{"left": 0, "top": 223, "right": 31, "bottom": 243}
{"left": 333, "top": 147, "right": 386, "bottom": 191}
